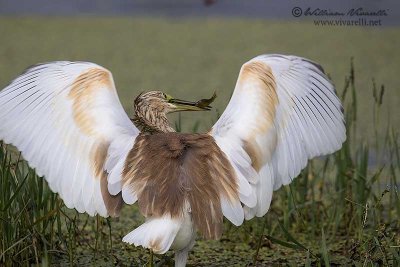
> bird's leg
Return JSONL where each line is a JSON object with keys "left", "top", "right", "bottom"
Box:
{"left": 174, "top": 236, "right": 196, "bottom": 267}
{"left": 174, "top": 250, "right": 189, "bottom": 267}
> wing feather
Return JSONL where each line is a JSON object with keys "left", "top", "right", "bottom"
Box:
{"left": 119, "top": 133, "right": 246, "bottom": 237}
{"left": 212, "top": 54, "right": 346, "bottom": 219}
{"left": 0, "top": 61, "right": 139, "bottom": 217}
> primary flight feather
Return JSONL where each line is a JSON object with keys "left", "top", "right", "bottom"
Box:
{"left": 0, "top": 54, "right": 345, "bottom": 266}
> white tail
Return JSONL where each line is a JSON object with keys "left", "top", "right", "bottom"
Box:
{"left": 122, "top": 216, "right": 182, "bottom": 254}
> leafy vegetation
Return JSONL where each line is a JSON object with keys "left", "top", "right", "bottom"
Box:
{"left": 0, "top": 17, "right": 399, "bottom": 266}
{"left": 0, "top": 58, "right": 399, "bottom": 266}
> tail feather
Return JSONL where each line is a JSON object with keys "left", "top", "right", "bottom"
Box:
{"left": 123, "top": 216, "right": 182, "bottom": 254}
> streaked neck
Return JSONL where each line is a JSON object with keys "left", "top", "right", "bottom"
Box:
{"left": 133, "top": 105, "right": 174, "bottom": 134}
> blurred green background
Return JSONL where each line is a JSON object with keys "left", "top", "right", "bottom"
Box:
{"left": 0, "top": 17, "right": 399, "bottom": 135}
{"left": 0, "top": 16, "right": 399, "bottom": 266}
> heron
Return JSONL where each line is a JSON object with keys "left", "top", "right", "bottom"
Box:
{"left": 0, "top": 54, "right": 346, "bottom": 266}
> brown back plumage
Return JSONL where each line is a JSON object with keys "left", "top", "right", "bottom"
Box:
{"left": 122, "top": 132, "right": 239, "bottom": 239}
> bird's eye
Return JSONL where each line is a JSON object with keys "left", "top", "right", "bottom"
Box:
{"left": 164, "top": 93, "right": 173, "bottom": 102}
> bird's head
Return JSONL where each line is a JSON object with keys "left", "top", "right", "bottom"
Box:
{"left": 133, "top": 90, "right": 216, "bottom": 133}
{"left": 134, "top": 91, "right": 215, "bottom": 114}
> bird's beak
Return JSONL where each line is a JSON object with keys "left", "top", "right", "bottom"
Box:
{"left": 169, "top": 98, "right": 212, "bottom": 111}
{"left": 167, "top": 92, "right": 216, "bottom": 112}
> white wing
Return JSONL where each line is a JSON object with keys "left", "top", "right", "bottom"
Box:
{"left": 211, "top": 54, "right": 346, "bottom": 220}
{"left": 0, "top": 62, "right": 139, "bottom": 217}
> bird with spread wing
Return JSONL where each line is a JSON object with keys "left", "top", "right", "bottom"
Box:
{"left": 0, "top": 54, "right": 346, "bottom": 266}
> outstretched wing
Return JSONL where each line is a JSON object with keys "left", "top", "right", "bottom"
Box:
{"left": 211, "top": 54, "right": 346, "bottom": 220}
{"left": 0, "top": 62, "right": 139, "bottom": 217}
